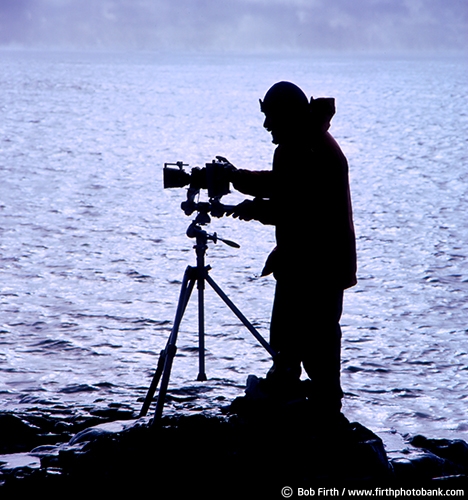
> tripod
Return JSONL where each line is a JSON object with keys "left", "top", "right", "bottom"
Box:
{"left": 140, "top": 215, "right": 276, "bottom": 426}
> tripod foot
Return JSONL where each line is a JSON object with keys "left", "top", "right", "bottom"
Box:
{"left": 197, "top": 373, "right": 207, "bottom": 382}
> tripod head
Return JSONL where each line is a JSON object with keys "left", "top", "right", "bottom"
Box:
{"left": 181, "top": 187, "right": 236, "bottom": 221}
{"left": 186, "top": 216, "right": 240, "bottom": 249}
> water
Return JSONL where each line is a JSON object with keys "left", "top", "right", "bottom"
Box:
{"left": 0, "top": 49, "right": 467, "bottom": 440}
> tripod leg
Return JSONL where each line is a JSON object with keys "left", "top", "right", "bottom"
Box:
{"left": 152, "top": 275, "right": 197, "bottom": 425}
{"left": 140, "top": 266, "right": 196, "bottom": 418}
{"left": 152, "top": 342, "right": 178, "bottom": 424}
{"left": 139, "top": 348, "right": 166, "bottom": 417}
{"left": 197, "top": 274, "right": 207, "bottom": 381}
{"left": 205, "top": 274, "right": 277, "bottom": 358}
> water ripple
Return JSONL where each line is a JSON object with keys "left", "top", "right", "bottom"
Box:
{"left": 0, "top": 51, "right": 466, "bottom": 440}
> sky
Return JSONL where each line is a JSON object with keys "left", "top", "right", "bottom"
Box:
{"left": 0, "top": 0, "right": 467, "bottom": 54}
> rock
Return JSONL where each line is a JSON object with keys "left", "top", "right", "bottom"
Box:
{"left": 68, "top": 426, "right": 114, "bottom": 446}
{"left": 0, "top": 415, "right": 41, "bottom": 454}
{"left": 1, "top": 397, "right": 467, "bottom": 494}
{"left": 0, "top": 411, "right": 391, "bottom": 494}
{"left": 410, "top": 435, "right": 468, "bottom": 471}
{"left": 388, "top": 433, "right": 468, "bottom": 485}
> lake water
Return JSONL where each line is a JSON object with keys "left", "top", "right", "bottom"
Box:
{"left": 0, "top": 49, "right": 467, "bottom": 441}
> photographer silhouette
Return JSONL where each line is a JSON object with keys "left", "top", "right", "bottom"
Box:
{"left": 227, "top": 82, "right": 357, "bottom": 421}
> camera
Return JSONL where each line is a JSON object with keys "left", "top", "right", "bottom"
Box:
{"left": 163, "top": 158, "right": 236, "bottom": 221}
{"left": 163, "top": 159, "right": 231, "bottom": 200}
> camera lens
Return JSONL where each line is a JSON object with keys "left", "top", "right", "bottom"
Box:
{"left": 163, "top": 167, "right": 191, "bottom": 189}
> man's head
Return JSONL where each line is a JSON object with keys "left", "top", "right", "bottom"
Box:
{"left": 260, "top": 81, "right": 310, "bottom": 144}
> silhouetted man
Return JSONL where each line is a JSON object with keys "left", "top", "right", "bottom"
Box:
{"left": 227, "top": 81, "right": 357, "bottom": 419}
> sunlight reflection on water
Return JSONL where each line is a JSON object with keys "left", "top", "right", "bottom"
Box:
{"left": 0, "top": 50, "right": 467, "bottom": 440}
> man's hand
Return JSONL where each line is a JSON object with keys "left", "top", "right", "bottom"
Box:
{"left": 227, "top": 199, "right": 256, "bottom": 221}
{"left": 215, "top": 155, "right": 237, "bottom": 173}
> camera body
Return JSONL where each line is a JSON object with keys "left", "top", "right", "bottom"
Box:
{"left": 163, "top": 159, "right": 231, "bottom": 199}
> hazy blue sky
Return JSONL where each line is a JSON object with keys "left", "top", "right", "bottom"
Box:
{"left": 0, "top": 0, "right": 466, "bottom": 54}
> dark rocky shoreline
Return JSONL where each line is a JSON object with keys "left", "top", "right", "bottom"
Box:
{"left": 1, "top": 398, "right": 467, "bottom": 496}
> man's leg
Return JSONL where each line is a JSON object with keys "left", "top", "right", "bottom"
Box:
{"left": 302, "top": 288, "right": 344, "bottom": 413}
{"left": 267, "top": 279, "right": 302, "bottom": 385}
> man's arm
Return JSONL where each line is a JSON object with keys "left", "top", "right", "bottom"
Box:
{"left": 231, "top": 169, "right": 274, "bottom": 198}
{"left": 229, "top": 197, "right": 275, "bottom": 225}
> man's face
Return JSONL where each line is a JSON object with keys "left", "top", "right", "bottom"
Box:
{"left": 263, "top": 111, "right": 288, "bottom": 145}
